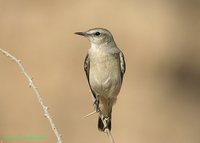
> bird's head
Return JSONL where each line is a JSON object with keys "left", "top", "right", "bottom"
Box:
{"left": 75, "top": 28, "right": 114, "bottom": 45}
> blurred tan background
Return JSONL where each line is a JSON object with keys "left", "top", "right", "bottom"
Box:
{"left": 0, "top": 0, "right": 200, "bottom": 143}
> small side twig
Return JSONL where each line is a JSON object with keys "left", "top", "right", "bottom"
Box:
{"left": 0, "top": 48, "right": 62, "bottom": 143}
{"left": 82, "top": 110, "right": 96, "bottom": 118}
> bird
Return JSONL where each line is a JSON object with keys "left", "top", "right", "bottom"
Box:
{"left": 75, "top": 28, "right": 126, "bottom": 131}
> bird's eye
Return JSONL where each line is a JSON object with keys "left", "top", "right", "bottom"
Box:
{"left": 95, "top": 32, "right": 101, "bottom": 36}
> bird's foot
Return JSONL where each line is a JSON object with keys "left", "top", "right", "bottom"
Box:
{"left": 103, "top": 116, "right": 111, "bottom": 131}
{"left": 93, "top": 98, "right": 100, "bottom": 113}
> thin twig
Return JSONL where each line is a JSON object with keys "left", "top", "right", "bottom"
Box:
{"left": 82, "top": 110, "right": 96, "bottom": 118}
{"left": 105, "top": 128, "right": 115, "bottom": 143}
{"left": 0, "top": 48, "right": 62, "bottom": 143}
{"left": 101, "top": 116, "right": 115, "bottom": 143}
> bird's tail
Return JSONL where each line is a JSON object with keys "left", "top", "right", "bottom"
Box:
{"left": 98, "top": 114, "right": 112, "bottom": 131}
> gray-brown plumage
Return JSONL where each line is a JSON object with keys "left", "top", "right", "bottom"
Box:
{"left": 75, "top": 28, "right": 126, "bottom": 131}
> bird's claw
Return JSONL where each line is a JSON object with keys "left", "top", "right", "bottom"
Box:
{"left": 93, "top": 98, "right": 100, "bottom": 113}
{"left": 103, "top": 116, "right": 111, "bottom": 131}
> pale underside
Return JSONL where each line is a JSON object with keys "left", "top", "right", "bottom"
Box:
{"left": 89, "top": 51, "right": 122, "bottom": 116}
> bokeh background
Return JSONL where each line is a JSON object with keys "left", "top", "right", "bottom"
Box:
{"left": 0, "top": 0, "right": 200, "bottom": 143}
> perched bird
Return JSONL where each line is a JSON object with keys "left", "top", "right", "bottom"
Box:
{"left": 75, "top": 28, "right": 126, "bottom": 131}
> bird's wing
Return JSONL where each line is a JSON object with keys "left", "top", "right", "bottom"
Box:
{"left": 119, "top": 52, "right": 126, "bottom": 82}
{"left": 84, "top": 54, "right": 97, "bottom": 100}
{"left": 84, "top": 54, "right": 90, "bottom": 83}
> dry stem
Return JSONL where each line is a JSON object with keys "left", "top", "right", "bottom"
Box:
{"left": 0, "top": 48, "right": 62, "bottom": 143}
{"left": 101, "top": 115, "right": 115, "bottom": 143}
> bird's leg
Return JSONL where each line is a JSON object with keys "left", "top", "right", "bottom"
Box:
{"left": 90, "top": 90, "right": 100, "bottom": 113}
{"left": 93, "top": 97, "right": 100, "bottom": 113}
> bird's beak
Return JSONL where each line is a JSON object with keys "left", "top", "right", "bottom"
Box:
{"left": 74, "top": 32, "right": 88, "bottom": 37}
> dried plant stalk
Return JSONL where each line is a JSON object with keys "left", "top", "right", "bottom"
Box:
{"left": 0, "top": 48, "right": 62, "bottom": 143}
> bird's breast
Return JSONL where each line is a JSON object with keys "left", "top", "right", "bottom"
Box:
{"left": 89, "top": 53, "right": 121, "bottom": 96}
